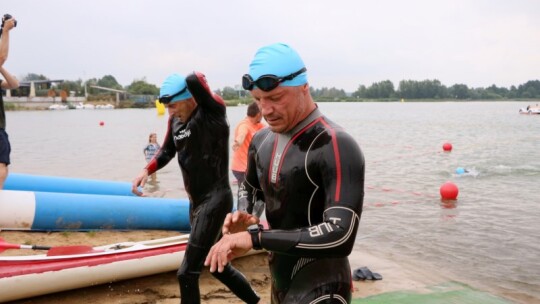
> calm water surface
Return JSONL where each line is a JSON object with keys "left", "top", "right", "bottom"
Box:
{"left": 6, "top": 102, "right": 540, "bottom": 303}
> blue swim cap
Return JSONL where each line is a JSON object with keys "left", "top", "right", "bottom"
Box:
{"left": 160, "top": 73, "right": 192, "bottom": 103}
{"left": 248, "top": 43, "right": 308, "bottom": 88}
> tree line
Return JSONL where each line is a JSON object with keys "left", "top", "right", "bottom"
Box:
{"left": 352, "top": 79, "right": 540, "bottom": 100}
{"left": 14, "top": 73, "right": 159, "bottom": 97}
{"left": 13, "top": 73, "right": 540, "bottom": 101}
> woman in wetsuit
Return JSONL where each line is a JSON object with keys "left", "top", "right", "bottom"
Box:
{"left": 205, "top": 43, "right": 365, "bottom": 303}
{"left": 132, "top": 72, "right": 259, "bottom": 303}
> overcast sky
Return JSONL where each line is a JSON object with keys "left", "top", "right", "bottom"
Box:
{"left": 3, "top": 0, "right": 539, "bottom": 92}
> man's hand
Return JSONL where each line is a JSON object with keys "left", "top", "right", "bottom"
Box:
{"left": 204, "top": 231, "right": 252, "bottom": 273}
{"left": 1, "top": 17, "right": 16, "bottom": 33}
{"left": 131, "top": 169, "right": 149, "bottom": 196}
{"left": 222, "top": 210, "right": 259, "bottom": 234}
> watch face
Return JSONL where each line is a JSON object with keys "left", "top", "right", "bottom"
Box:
{"left": 247, "top": 224, "right": 259, "bottom": 231}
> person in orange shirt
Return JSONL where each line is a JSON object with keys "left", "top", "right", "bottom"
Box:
{"left": 231, "top": 102, "right": 264, "bottom": 184}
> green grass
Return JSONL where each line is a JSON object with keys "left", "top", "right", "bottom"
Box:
{"left": 353, "top": 282, "right": 510, "bottom": 304}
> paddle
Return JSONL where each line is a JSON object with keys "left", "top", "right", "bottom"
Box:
{"left": 0, "top": 237, "right": 101, "bottom": 256}
{"left": 0, "top": 234, "right": 191, "bottom": 257}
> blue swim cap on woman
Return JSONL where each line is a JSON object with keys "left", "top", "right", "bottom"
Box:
{"left": 248, "top": 43, "right": 308, "bottom": 88}
{"left": 160, "top": 73, "right": 192, "bottom": 103}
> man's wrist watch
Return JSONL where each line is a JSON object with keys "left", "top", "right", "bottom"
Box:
{"left": 247, "top": 224, "right": 264, "bottom": 250}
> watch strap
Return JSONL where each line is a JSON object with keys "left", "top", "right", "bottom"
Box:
{"left": 248, "top": 224, "right": 263, "bottom": 250}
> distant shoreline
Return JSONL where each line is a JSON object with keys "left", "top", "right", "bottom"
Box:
{"left": 4, "top": 100, "right": 119, "bottom": 111}
{"left": 4, "top": 99, "right": 537, "bottom": 111}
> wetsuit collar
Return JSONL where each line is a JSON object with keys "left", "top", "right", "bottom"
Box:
{"left": 286, "top": 106, "right": 322, "bottom": 136}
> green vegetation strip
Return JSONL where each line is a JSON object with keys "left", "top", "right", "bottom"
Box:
{"left": 352, "top": 282, "right": 510, "bottom": 304}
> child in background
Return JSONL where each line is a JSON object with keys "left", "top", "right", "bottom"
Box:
{"left": 143, "top": 133, "right": 160, "bottom": 182}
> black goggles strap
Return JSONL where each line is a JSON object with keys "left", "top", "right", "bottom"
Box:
{"left": 243, "top": 67, "right": 307, "bottom": 92}
{"left": 159, "top": 86, "right": 187, "bottom": 104}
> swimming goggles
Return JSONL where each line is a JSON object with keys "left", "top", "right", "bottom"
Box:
{"left": 242, "top": 67, "right": 307, "bottom": 92}
{"left": 159, "top": 86, "right": 188, "bottom": 104}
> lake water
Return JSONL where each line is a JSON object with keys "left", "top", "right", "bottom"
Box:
{"left": 5, "top": 102, "right": 540, "bottom": 303}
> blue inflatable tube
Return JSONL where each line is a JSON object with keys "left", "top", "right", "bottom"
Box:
{"left": 0, "top": 190, "right": 191, "bottom": 231}
{"left": 4, "top": 173, "right": 137, "bottom": 196}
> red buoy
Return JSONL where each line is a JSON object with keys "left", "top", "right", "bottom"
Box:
{"left": 99, "top": 121, "right": 105, "bottom": 126}
{"left": 440, "top": 182, "right": 459, "bottom": 200}
{"left": 442, "top": 142, "right": 452, "bottom": 152}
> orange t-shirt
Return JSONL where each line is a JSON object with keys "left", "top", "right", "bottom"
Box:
{"left": 231, "top": 118, "right": 265, "bottom": 172}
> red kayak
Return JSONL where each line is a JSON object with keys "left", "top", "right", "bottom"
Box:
{"left": 0, "top": 235, "right": 192, "bottom": 302}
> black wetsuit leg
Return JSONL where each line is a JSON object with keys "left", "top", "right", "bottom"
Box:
{"left": 212, "top": 263, "right": 260, "bottom": 304}
{"left": 177, "top": 188, "right": 259, "bottom": 303}
{"left": 177, "top": 188, "right": 230, "bottom": 303}
{"left": 177, "top": 246, "right": 260, "bottom": 304}
{"left": 177, "top": 242, "right": 207, "bottom": 303}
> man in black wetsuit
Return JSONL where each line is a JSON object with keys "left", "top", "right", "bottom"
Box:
{"left": 131, "top": 72, "right": 260, "bottom": 303}
{"left": 205, "top": 43, "right": 365, "bottom": 303}
{"left": 0, "top": 15, "right": 19, "bottom": 189}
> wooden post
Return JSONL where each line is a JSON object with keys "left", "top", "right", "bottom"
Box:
{"left": 30, "top": 82, "right": 36, "bottom": 98}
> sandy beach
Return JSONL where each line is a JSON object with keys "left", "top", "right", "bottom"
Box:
{"left": 0, "top": 230, "right": 464, "bottom": 304}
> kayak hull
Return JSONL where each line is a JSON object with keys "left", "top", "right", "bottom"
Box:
{"left": 0, "top": 236, "right": 188, "bottom": 302}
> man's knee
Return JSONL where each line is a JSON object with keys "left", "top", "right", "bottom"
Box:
{"left": 177, "top": 270, "right": 198, "bottom": 282}
{"left": 177, "top": 263, "right": 200, "bottom": 279}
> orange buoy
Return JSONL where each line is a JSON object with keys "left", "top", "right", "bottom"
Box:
{"left": 440, "top": 182, "right": 459, "bottom": 200}
{"left": 442, "top": 142, "right": 452, "bottom": 152}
